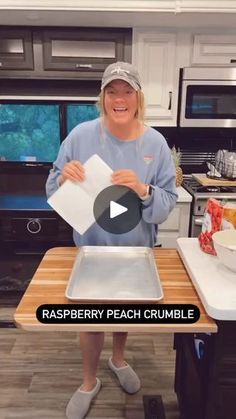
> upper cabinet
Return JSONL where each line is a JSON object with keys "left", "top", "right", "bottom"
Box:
{"left": 2, "top": 24, "right": 236, "bottom": 126}
{"left": 132, "top": 29, "right": 191, "bottom": 126}
{"left": 0, "top": 27, "right": 131, "bottom": 79}
{"left": 192, "top": 34, "right": 236, "bottom": 65}
{"left": 0, "top": 29, "right": 34, "bottom": 70}
{"left": 42, "top": 28, "right": 131, "bottom": 74}
{"left": 133, "top": 29, "right": 236, "bottom": 126}
{"left": 132, "top": 31, "right": 176, "bottom": 126}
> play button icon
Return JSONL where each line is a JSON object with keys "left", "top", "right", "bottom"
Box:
{"left": 110, "top": 201, "right": 128, "bottom": 219}
{"left": 93, "top": 185, "right": 142, "bottom": 234}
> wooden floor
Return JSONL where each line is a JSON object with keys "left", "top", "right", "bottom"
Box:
{"left": 0, "top": 316, "right": 180, "bottom": 419}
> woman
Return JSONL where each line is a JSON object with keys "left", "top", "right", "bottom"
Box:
{"left": 46, "top": 61, "right": 177, "bottom": 419}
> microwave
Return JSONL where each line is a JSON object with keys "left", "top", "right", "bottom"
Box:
{"left": 179, "top": 67, "right": 236, "bottom": 127}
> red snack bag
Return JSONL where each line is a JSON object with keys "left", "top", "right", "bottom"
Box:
{"left": 198, "top": 198, "right": 224, "bottom": 255}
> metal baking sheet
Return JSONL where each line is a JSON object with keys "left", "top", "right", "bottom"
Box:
{"left": 65, "top": 246, "right": 163, "bottom": 302}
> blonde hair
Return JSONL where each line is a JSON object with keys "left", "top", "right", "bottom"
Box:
{"left": 97, "top": 89, "right": 145, "bottom": 123}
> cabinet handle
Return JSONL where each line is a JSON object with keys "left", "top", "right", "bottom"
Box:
{"left": 75, "top": 63, "right": 93, "bottom": 69}
{"left": 168, "top": 91, "right": 172, "bottom": 110}
{"left": 0, "top": 62, "right": 2, "bottom": 67}
{"left": 230, "top": 59, "right": 236, "bottom": 63}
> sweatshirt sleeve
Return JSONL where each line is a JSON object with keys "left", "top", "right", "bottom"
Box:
{"left": 142, "top": 141, "right": 178, "bottom": 225}
{"left": 45, "top": 139, "right": 71, "bottom": 198}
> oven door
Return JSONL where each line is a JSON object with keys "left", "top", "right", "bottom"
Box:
{"left": 0, "top": 246, "right": 44, "bottom": 328}
{"left": 180, "top": 80, "right": 236, "bottom": 127}
{"left": 190, "top": 215, "right": 204, "bottom": 237}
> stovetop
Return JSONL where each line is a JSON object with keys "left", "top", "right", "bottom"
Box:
{"left": 183, "top": 178, "right": 236, "bottom": 199}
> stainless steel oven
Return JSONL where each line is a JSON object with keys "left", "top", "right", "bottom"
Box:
{"left": 191, "top": 215, "right": 205, "bottom": 237}
{"left": 179, "top": 67, "right": 236, "bottom": 127}
{"left": 182, "top": 178, "right": 236, "bottom": 237}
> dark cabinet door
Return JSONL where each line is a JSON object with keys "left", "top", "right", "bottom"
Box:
{"left": 42, "top": 28, "right": 131, "bottom": 76}
{"left": 175, "top": 326, "right": 236, "bottom": 419}
{"left": 0, "top": 29, "right": 34, "bottom": 70}
{"left": 174, "top": 334, "right": 210, "bottom": 419}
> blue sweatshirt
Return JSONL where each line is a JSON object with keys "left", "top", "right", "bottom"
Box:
{"left": 46, "top": 118, "right": 177, "bottom": 247}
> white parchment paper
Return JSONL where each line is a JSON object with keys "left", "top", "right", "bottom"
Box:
{"left": 47, "top": 154, "right": 113, "bottom": 234}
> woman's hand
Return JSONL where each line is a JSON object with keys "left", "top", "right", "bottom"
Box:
{"left": 112, "top": 169, "right": 146, "bottom": 197}
{"left": 60, "top": 160, "right": 85, "bottom": 185}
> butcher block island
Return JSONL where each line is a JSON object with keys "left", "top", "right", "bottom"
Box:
{"left": 14, "top": 246, "right": 236, "bottom": 419}
{"left": 14, "top": 246, "right": 216, "bottom": 333}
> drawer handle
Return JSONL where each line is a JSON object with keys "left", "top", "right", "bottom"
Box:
{"left": 75, "top": 63, "right": 93, "bottom": 69}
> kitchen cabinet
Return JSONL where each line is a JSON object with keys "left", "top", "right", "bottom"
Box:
{"left": 157, "top": 186, "right": 192, "bottom": 248}
{"left": 175, "top": 238, "right": 236, "bottom": 419}
{"left": 132, "top": 30, "right": 191, "bottom": 126}
{"left": 42, "top": 28, "right": 131, "bottom": 75}
{"left": 0, "top": 27, "right": 131, "bottom": 79}
{"left": 175, "top": 323, "right": 236, "bottom": 419}
{"left": 132, "top": 30, "right": 176, "bottom": 126}
{"left": 0, "top": 28, "right": 34, "bottom": 70}
{"left": 191, "top": 34, "right": 236, "bottom": 65}
{"left": 174, "top": 333, "right": 212, "bottom": 419}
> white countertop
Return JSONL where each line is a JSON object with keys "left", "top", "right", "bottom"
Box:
{"left": 177, "top": 186, "right": 192, "bottom": 203}
{"left": 177, "top": 238, "right": 236, "bottom": 321}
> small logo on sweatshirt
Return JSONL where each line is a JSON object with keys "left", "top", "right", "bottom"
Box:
{"left": 143, "top": 155, "right": 154, "bottom": 164}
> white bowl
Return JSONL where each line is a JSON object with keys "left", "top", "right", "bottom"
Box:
{"left": 212, "top": 230, "right": 236, "bottom": 272}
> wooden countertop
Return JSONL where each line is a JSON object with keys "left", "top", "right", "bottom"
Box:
{"left": 14, "top": 247, "right": 217, "bottom": 333}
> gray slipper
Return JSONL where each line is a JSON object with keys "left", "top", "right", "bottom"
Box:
{"left": 66, "top": 378, "right": 101, "bottom": 419}
{"left": 108, "top": 357, "right": 141, "bottom": 394}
